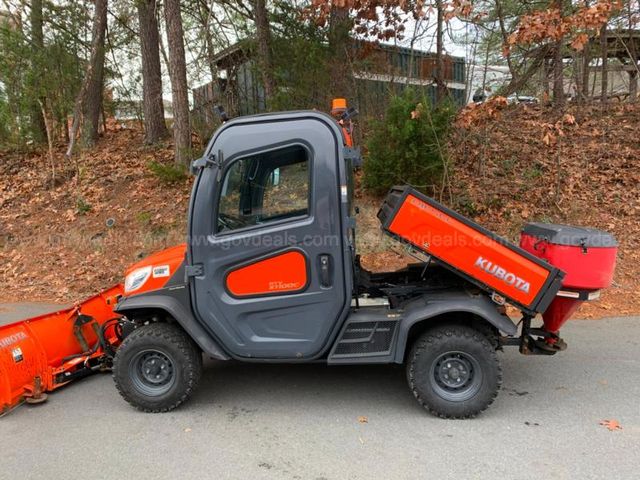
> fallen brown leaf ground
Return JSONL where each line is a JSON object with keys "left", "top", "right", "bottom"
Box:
{"left": 0, "top": 124, "right": 190, "bottom": 302}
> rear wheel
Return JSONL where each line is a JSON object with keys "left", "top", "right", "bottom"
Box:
{"left": 113, "top": 323, "right": 202, "bottom": 412}
{"left": 407, "top": 324, "right": 501, "bottom": 419}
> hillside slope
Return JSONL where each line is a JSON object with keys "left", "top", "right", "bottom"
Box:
{"left": 0, "top": 126, "right": 191, "bottom": 301}
{"left": 358, "top": 103, "right": 640, "bottom": 318}
{"left": 452, "top": 103, "right": 639, "bottom": 317}
{"left": 1, "top": 104, "right": 638, "bottom": 319}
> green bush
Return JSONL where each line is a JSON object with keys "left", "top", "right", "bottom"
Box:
{"left": 148, "top": 161, "right": 188, "bottom": 184}
{"left": 0, "top": 95, "right": 10, "bottom": 144}
{"left": 363, "top": 89, "right": 456, "bottom": 196}
{"left": 76, "top": 197, "right": 92, "bottom": 215}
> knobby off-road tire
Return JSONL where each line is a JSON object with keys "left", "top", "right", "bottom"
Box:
{"left": 407, "top": 324, "right": 501, "bottom": 419}
{"left": 113, "top": 323, "right": 202, "bottom": 413}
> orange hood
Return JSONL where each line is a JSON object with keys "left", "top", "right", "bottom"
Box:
{"left": 124, "top": 244, "right": 187, "bottom": 295}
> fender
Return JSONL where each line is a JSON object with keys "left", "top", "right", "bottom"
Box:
{"left": 393, "top": 291, "right": 517, "bottom": 363}
{"left": 114, "top": 286, "right": 230, "bottom": 361}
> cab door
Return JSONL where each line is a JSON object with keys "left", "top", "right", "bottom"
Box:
{"left": 188, "top": 115, "right": 349, "bottom": 359}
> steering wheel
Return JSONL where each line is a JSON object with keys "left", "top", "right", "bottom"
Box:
{"left": 218, "top": 212, "right": 245, "bottom": 231}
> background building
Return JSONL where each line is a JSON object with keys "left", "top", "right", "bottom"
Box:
{"left": 192, "top": 40, "right": 466, "bottom": 127}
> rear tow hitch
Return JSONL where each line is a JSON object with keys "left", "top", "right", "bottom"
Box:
{"left": 501, "top": 315, "right": 568, "bottom": 355}
{"left": 519, "top": 315, "right": 567, "bottom": 355}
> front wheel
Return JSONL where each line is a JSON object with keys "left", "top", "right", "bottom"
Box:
{"left": 407, "top": 324, "right": 501, "bottom": 419}
{"left": 113, "top": 323, "right": 202, "bottom": 412}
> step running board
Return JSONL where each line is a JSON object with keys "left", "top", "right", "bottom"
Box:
{"left": 328, "top": 308, "right": 401, "bottom": 364}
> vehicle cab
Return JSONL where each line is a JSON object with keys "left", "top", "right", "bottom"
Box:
{"left": 187, "top": 111, "right": 357, "bottom": 359}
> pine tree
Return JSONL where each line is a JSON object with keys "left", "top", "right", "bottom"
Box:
{"left": 138, "top": 0, "right": 169, "bottom": 144}
{"left": 164, "top": 0, "right": 191, "bottom": 165}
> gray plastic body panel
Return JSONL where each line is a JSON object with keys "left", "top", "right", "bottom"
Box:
{"left": 327, "top": 307, "right": 400, "bottom": 365}
{"left": 327, "top": 291, "right": 516, "bottom": 365}
{"left": 115, "top": 286, "right": 230, "bottom": 361}
{"left": 391, "top": 291, "right": 517, "bottom": 364}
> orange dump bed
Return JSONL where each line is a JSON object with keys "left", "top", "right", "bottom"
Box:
{"left": 378, "top": 187, "right": 564, "bottom": 313}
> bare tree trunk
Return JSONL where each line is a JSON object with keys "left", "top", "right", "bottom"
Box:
{"left": 81, "top": 0, "right": 108, "bottom": 148}
{"left": 502, "top": 44, "right": 553, "bottom": 96}
{"left": 195, "top": 0, "right": 218, "bottom": 81}
{"left": 553, "top": 42, "right": 565, "bottom": 106}
{"left": 480, "top": 32, "right": 493, "bottom": 96}
{"left": 573, "top": 51, "right": 582, "bottom": 103}
{"left": 407, "top": 20, "right": 419, "bottom": 87}
{"left": 580, "top": 0, "right": 592, "bottom": 103}
{"left": 38, "top": 99, "right": 55, "bottom": 186}
{"left": 435, "top": 0, "right": 446, "bottom": 103}
{"left": 328, "top": 5, "right": 350, "bottom": 99}
{"left": 600, "top": 24, "right": 608, "bottom": 103}
{"left": 138, "top": 0, "right": 168, "bottom": 144}
{"left": 581, "top": 43, "right": 591, "bottom": 102}
{"left": 81, "top": 0, "right": 107, "bottom": 147}
{"left": 66, "top": 106, "right": 81, "bottom": 158}
{"left": 626, "top": 3, "right": 638, "bottom": 103}
{"left": 543, "top": 58, "right": 551, "bottom": 99}
{"left": 66, "top": 0, "right": 108, "bottom": 157}
{"left": 164, "top": 0, "right": 191, "bottom": 165}
{"left": 63, "top": 113, "right": 70, "bottom": 143}
{"left": 29, "top": 0, "right": 47, "bottom": 142}
{"left": 553, "top": 0, "right": 565, "bottom": 107}
{"left": 252, "top": 0, "right": 275, "bottom": 107}
{"left": 630, "top": 72, "right": 638, "bottom": 102}
{"left": 494, "top": 0, "right": 518, "bottom": 85}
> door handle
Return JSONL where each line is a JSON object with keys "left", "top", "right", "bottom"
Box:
{"left": 318, "top": 254, "right": 332, "bottom": 288}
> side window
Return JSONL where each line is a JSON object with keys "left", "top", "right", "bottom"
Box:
{"left": 217, "top": 145, "right": 310, "bottom": 233}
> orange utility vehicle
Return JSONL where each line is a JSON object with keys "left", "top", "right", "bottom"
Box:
{"left": 0, "top": 106, "right": 617, "bottom": 418}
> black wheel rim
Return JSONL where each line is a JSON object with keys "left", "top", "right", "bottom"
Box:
{"left": 129, "top": 349, "right": 176, "bottom": 397}
{"left": 430, "top": 351, "right": 482, "bottom": 402}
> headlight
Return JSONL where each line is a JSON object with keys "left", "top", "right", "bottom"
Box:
{"left": 124, "top": 266, "right": 152, "bottom": 293}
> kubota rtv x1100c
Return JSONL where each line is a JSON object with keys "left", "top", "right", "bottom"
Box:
{"left": 0, "top": 109, "right": 617, "bottom": 418}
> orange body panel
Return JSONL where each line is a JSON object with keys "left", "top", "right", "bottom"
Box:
{"left": 226, "top": 250, "right": 308, "bottom": 297}
{"left": 124, "top": 243, "right": 186, "bottom": 295}
{"left": 388, "top": 194, "right": 552, "bottom": 308}
{"left": 0, "top": 284, "right": 123, "bottom": 415}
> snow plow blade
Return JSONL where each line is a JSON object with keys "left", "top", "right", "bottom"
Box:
{"left": 0, "top": 285, "right": 123, "bottom": 416}
{"left": 378, "top": 186, "right": 565, "bottom": 314}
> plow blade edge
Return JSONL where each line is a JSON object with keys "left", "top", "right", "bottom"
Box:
{"left": 0, "top": 285, "right": 123, "bottom": 415}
